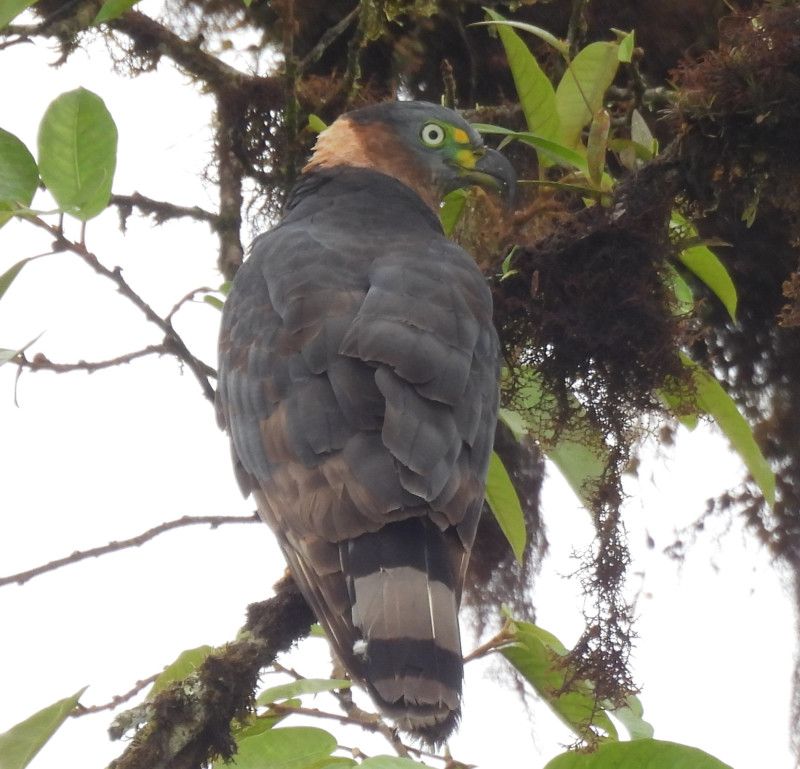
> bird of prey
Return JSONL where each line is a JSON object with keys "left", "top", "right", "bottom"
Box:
{"left": 217, "top": 100, "right": 514, "bottom": 743}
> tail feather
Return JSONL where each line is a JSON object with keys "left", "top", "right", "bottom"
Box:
{"left": 341, "top": 517, "right": 463, "bottom": 743}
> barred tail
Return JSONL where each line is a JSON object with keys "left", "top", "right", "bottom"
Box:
{"left": 341, "top": 517, "right": 463, "bottom": 744}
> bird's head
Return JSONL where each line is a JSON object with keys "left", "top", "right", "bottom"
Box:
{"left": 304, "top": 101, "right": 516, "bottom": 211}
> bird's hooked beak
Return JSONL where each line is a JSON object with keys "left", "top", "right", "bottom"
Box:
{"left": 450, "top": 147, "right": 517, "bottom": 206}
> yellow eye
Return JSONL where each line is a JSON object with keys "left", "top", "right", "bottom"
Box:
{"left": 421, "top": 123, "right": 446, "bottom": 147}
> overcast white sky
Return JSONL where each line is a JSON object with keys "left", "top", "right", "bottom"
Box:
{"left": 0, "top": 17, "right": 796, "bottom": 769}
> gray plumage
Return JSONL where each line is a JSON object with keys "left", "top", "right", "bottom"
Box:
{"left": 217, "top": 102, "right": 507, "bottom": 744}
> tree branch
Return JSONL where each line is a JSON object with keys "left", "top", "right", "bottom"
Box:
{"left": 0, "top": 514, "right": 259, "bottom": 587}
{"left": 109, "top": 11, "right": 283, "bottom": 100}
{"left": 14, "top": 345, "right": 168, "bottom": 374}
{"left": 75, "top": 675, "right": 159, "bottom": 717}
{"left": 108, "top": 575, "right": 315, "bottom": 769}
{"left": 24, "top": 215, "right": 217, "bottom": 401}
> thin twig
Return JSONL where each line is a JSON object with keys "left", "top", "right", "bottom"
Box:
{"left": 15, "top": 345, "right": 168, "bottom": 374}
{"left": 462, "top": 625, "right": 515, "bottom": 663}
{"left": 333, "top": 686, "right": 411, "bottom": 758}
{"left": 299, "top": 6, "right": 359, "bottom": 72}
{"left": 75, "top": 675, "right": 159, "bottom": 717}
{"left": 24, "top": 215, "right": 217, "bottom": 400}
{"left": 166, "top": 288, "right": 216, "bottom": 323}
{"left": 0, "top": 514, "right": 260, "bottom": 587}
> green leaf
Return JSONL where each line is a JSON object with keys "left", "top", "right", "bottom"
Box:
{"left": 37, "top": 88, "right": 118, "bottom": 220}
{"left": 472, "top": 125, "right": 589, "bottom": 174}
{"left": 313, "top": 761, "right": 357, "bottom": 769}
{"left": 609, "top": 695, "right": 654, "bottom": 740}
{"left": 232, "top": 713, "right": 284, "bottom": 741}
{"left": 617, "top": 30, "right": 635, "bottom": 63}
{"left": 0, "top": 0, "right": 37, "bottom": 28}
{"left": 481, "top": 10, "right": 560, "bottom": 142}
{"left": 218, "top": 726, "right": 336, "bottom": 769}
{"left": 148, "top": 645, "right": 215, "bottom": 699}
{"left": 502, "top": 620, "right": 618, "bottom": 742}
{"left": 680, "top": 354, "right": 775, "bottom": 505}
{"left": 0, "top": 334, "right": 43, "bottom": 369}
{"left": 0, "top": 128, "right": 38, "bottom": 227}
{"left": 439, "top": 188, "right": 467, "bottom": 236}
{"left": 485, "top": 451, "right": 527, "bottom": 562}
{"left": 543, "top": 738, "right": 733, "bottom": 769}
{"left": 473, "top": 12, "right": 569, "bottom": 56}
{"left": 0, "top": 258, "right": 33, "bottom": 302}
{"left": 94, "top": 0, "right": 140, "bottom": 23}
{"left": 360, "top": 758, "right": 428, "bottom": 768}
{"left": 256, "top": 678, "right": 351, "bottom": 706}
{"left": 671, "top": 212, "right": 737, "bottom": 321}
{"left": 307, "top": 114, "right": 327, "bottom": 134}
{"left": 555, "top": 42, "right": 620, "bottom": 149}
{"left": 586, "top": 109, "right": 610, "bottom": 187}
{"left": 630, "top": 109, "right": 655, "bottom": 154}
{"left": 204, "top": 295, "right": 224, "bottom": 310}
{"left": 0, "top": 688, "right": 86, "bottom": 769}
{"left": 664, "top": 264, "right": 695, "bottom": 317}
{"left": 679, "top": 244, "right": 737, "bottom": 320}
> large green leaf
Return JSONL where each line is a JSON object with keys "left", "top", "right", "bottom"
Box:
{"left": 472, "top": 125, "right": 588, "bottom": 174}
{"left": 0, "top": 0, "right": 37, "bottom": 28}
{"left": 617, "top": 30, "right": 635, "bottom": 63}
{"left": 681, "top": 354, "right": 775, "bottom": 505}
{"left": 671, "top": 212, "right": 737, "bottom": 321}
{"left": 543, "top": 738, "right": 733, "bottom": 769}
{"left": 482, "top": 10, "right": 560, "bottom": 141}
{"left": 485, "top": 451, "right": 527, "bottom": 561}
{"left": 439, "top": 188, "right": 467, "bottom": 236}
{"left": 218, "top": 726, "right": 336, "bottom": 769}
{"left": 555, "top": 42, "right": 620, "bottom": 149}
{"left": 501, "top": 620, "right": 617, "bottom": 742}
{"left": 0, "top": 128, "right": 38, "bottom": 227}
{"left": 148, "top": 645, "right": 215, "bottom": 699}
{"left": 94, "top": 0, "right": 141, "bottom": 23}
{"left": 0, "top": 688, "right": 86, "bottom": 769}
{"left": 37, "top": 88, "right": 118, "bottom": 220}
{"left": 256, "top": 678, "right": 351, "bottom": 706}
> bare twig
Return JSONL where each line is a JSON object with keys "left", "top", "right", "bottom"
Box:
{"left": 75, "top": 675, "right": 159, "bottom": 717}
{"left": 15, "top": 345, "right": 168, "bottom": 374}
{"left": 462, "top": 625, "right": 515, "bottom": 663}
{"left": 0, "top": 514, "right": 260, "bottom": 587}
{"left": 23, "top": 215, "right": 217, "bottom": 401}
{"left": 166, "top": 288, "right": 216, "bottom": 323}
{"left": 333, "top": 686, "right": 411, "bottom": 758}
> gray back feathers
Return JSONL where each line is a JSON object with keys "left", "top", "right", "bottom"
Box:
{"left": 217, "top": 166, "right": 500, "bottom": 743}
